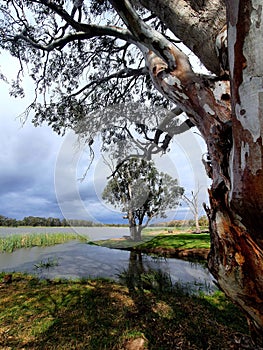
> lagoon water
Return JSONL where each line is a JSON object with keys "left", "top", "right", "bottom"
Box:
{"left": 0, "top": 226, "right": 128, "bottom": 240}
{"left": 0, "top": 227, "right": 216, "bottom": 292}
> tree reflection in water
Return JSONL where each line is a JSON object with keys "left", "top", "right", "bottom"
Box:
{"left": 118, "top": 252, "right": 215, "bottom": 296}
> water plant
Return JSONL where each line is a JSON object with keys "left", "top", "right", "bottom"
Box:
{"left": 34, "top": 257, "right": 60, "bottom": 270}
{"left": 0, "top": 232, "right": 86, "bottom": 253}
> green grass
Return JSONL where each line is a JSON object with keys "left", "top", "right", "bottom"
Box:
{"left": 139, "top": 233, "right": 211, "bottom": 250}
{"left": 92, "top": 235, "right": 154, "bottom": 250}
{"left": 94, "top": 232, "right": 211, "bottom": 251}
{"left": 0, "top": 233, "right": 87, "bottom": 253}
{"left": 0, "top": 273, "right": 252, "bottom": 350}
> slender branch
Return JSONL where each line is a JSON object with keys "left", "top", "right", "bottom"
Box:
{"left": 182, "top": 185, "right": 201, "bottom": 217}
{"left": 14, "top": 25, "right": 136, "bottom": 51}
{"left": 10, "top": 0, "right": 137, "bottom": 51}
{"left": 68, "top": 67, "right": 147, "bottom": 101}
{"left": 153, "top": 106, "right": 182, "bottom": 143}
{"left": 108, "top": 155, "right": 144, "bottom": 179}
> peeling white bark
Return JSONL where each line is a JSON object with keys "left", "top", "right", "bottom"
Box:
{"left": 163, "top": 75, "right": 181, "bottom": 87}
{"left": 235, "top": 79, "right": 263, "bottom": 143}
{"left": 212, "top": 80, "right": 230, "bottom": 103}
{"left": 203, "top": 103, "right": 216, "bottom": 115}
{"left": 245, "top": 0, "right": 263, "bottom": 76}
{"left": 138, "top": 0, "right": 226, "bottom": 74}
{"left": 228, "top": 0, "right": 263, "bottom": 201}
{"left": 234, "top": 0, "right": 263, "bottom": 143}
{"left": 215, "top": 26, "right": 227, "bottom": 57}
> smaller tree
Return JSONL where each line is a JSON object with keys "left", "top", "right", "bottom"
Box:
{"left": 182, "top": 186, "right": 204, "bottom": 233}
{"left": 102, "top": 158, "right": 184, "bottom": 241}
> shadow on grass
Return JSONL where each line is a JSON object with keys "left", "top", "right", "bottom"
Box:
{"left": 94, "top": 233, "right": 211, "bottom": 255}
{"left": 0, "top": 270, "right": 257, "bottom": 350}
{"left": 117, "top": 252, "right": 253, "bottom": 349}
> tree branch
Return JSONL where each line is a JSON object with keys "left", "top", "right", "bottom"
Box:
{"left": 109, "top": 0, "right": 193, "bottom": 73}
{"left": 138, "top": 0, "right": 226, "bottom": 75}
{"left": 151, "top": 107, "right": 195, "bottom": 151}
{"left": 14, "top": 25, "right": 136, "bottom": 51}
{"left": 10, "top": 0, "right": 137, "bottom": 51}
{"left": 68, "top": 67, "right": 147, "bottom": 101}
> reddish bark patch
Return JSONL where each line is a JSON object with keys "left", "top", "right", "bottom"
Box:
{"left": 226, "top": 0, "right": 252, "bottom": 103}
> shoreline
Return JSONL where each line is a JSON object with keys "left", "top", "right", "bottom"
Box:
{"left": 92, "top": 232, "right": 211, "bottom": 262}
{"left": 129, "top": 246, "right": 209, "bottom": 260}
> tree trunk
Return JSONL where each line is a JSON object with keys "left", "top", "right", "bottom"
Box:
{"left": 207, "top": 1, "right": 263, "bottom": 342}
{"left": 194, "top": 213, "right": 201, "bottom": 234}
{"left": 142, "top": 0, "right": 263, "bottom": 341}
{"left": 128, "top": 210, "right": 142, "bottom": 241}
{"left": 128, "top": 209, "right": 137, "bottom": 240}
{"left": 134, "top": 225, "right": 143, "bottom": 241}
{"left": 139, "top": 0, "right": 226, "bottom": 75}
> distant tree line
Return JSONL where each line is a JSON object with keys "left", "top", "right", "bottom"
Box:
{"left": 0, "top": 214, "right": 209, "bottom": 228}
{"left": 0, "top": 215, "right": 100, "bottom": 227}
{"left": 150, "top": 216, "right": 209, "bottom": 228}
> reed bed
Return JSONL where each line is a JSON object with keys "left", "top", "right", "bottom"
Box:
{"left": 0, "top": 232, "right": 84, "bottom": 253}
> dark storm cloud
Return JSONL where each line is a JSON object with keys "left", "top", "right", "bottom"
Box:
{"left": 0, "top": 63, "right": 209, "bottom": 223}
{"left": 0, "top": 54, "right": 115, "bottom": 222}
{"left": 2, "top": 107, "right": 69, "bottom": 219}
{"left": 0, "top": 172, "right": 34, "bottom": 195}
{"left": 0, "top": 90, "right": 63, "bottom": 219}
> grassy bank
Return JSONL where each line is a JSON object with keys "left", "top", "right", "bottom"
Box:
{"left": 0, "top": 273, "right": 254, "bottom": 350}
{"left": 0, "top": 232, "right": 86, "bottom": 253}
{"left": 94, "top": 232, "right": 211, "bottom": 258}
{"left": 138, "top": 232, "right": 211, "bottom": 250}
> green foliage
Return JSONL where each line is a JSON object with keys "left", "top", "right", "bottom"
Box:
{"left": 102, "top": 158, "right": 184, "bottom": 227}
{"left": 0, "top": 1, "right": 170, "bottom": 137}
{"left": 118, "top": 267, "right": 174, "bottom": 294}
{"left": 0, "top": 215, "right": 18, "bottom": 227}
{"left": 0, "top": 215, "right": 97, "bottom": 227}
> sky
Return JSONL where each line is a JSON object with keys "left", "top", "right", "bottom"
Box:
{"left": 0, "top": 51, "right": 210, "bottom": 224}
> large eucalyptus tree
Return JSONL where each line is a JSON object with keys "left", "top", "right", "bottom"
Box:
{"left": 102, "top": 158, "right": 183, "bottom": 241}
{"left": 0, "top": 0, "right": 262, "bottom": 341}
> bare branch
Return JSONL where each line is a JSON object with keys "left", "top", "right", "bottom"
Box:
{"left": 68, "top": 67, "right": 147, "bottom": 101}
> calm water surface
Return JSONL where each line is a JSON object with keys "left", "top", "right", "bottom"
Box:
{"left": 0, "top": 227, "right": 216, "bottom": 292}
{"left": 0, "top": 226, "right": 129, "bottom": 240}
